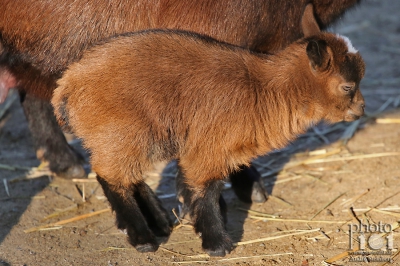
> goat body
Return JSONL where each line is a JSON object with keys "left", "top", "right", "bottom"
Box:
{"left": 52, "top": 30, "right": 365, "bottom": 255}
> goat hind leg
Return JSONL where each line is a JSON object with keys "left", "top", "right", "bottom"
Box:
{"left": 134, "top": 181, "right": 172, "bottom": 238}
{"left": 97, "top": 176, "right": 172, "bottom": 252}
{"left": 97, "top": 176, "right": 157, "bottom": 252}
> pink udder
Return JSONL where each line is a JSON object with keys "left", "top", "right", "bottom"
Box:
{"left": 0, "top": 69, "right": 17, "bottom": 103}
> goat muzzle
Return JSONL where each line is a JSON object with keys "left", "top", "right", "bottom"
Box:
{"left": 345, "top": 101, "right": 365, "bottom": 122}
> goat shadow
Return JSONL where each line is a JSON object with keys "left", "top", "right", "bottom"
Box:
{"left": 0, "top": 259, "right": 11, "bottom": 266}
{"left": 154, "top": 119, "right": 366, "bottom": 247}
{"left": 0, "top": 93, "right": 51, "bottom": 247}
{"left": 0, "top": 176, "right": 50, "bottom": 243}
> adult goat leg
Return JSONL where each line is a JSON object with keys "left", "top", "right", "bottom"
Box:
{"left": 20, "top": 95, "right": 85, "bottom": 179}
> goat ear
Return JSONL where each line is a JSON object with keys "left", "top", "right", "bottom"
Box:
{"left": 306, "top": 39, "right": 331, "bottom": 71}
{"left": 301, "top": 4, "right": 320, "bottom": 37}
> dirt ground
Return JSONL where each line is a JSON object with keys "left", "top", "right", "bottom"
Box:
{"left": 1, "top": 1, "right": 400, "bottom": 265}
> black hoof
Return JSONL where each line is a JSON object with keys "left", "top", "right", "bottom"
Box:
{"left": 56, "top": 164, "right": 86, "bottom": 179}
{"left": 135, "top": 243, "right": 158, "bottom": 253}
{"left": 206, "top": 248, "right": 230, "bottom": 257}
{"left": 251, "top": 181, "right": 268, "bottom": 203}
{"left": 203, "top": 237, "right": 233, "bottom": 257}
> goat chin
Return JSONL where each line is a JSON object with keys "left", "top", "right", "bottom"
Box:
{"left": 345, "top": 114, "right": 361, "bottom": 122}
{"left": 345, "top": 108, "right": 364, "bottom": 121}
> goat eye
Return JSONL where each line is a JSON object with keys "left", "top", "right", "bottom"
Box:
{"left": 342, "top": 84, "right": 353, "bottom": 92}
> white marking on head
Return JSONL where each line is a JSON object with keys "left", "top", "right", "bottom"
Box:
{"left": 336, "top": 34, "right": 358, "bottom": 54}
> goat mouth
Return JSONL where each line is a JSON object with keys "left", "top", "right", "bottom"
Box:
{"left": 345, "top": 107, "right": 364, "bottom": 122}
{"left": 344, "top": 111, "right": 362, "bottom": 122}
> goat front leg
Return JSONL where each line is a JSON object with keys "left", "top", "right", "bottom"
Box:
{"left": 96, "top": 176, "right": 172, "bottom": 252}
{"left": 178, "top": 164, "right": 232, "bottom": 256}
{"left": 176, "top": 165, "right": 227, "bottom": 225}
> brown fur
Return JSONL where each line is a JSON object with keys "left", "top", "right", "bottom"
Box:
{"left": 0, "top": 0, "right": 360, "bottom": 101}
{"left": 53, "top": 30, "right": 365, "bottom": 187}
{"left": 51, "top": 30, "right": 365, "bottom": 255}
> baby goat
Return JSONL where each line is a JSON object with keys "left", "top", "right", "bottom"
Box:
{"left": 52, "top": 30, "right": 365, "bottom": 256}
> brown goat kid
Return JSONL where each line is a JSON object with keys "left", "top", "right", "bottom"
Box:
{"left": 0, "top": 1, "right": 360, "bottom": 202}
{"left": 52, "top": 30, "right": 365, "bottom": 256}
